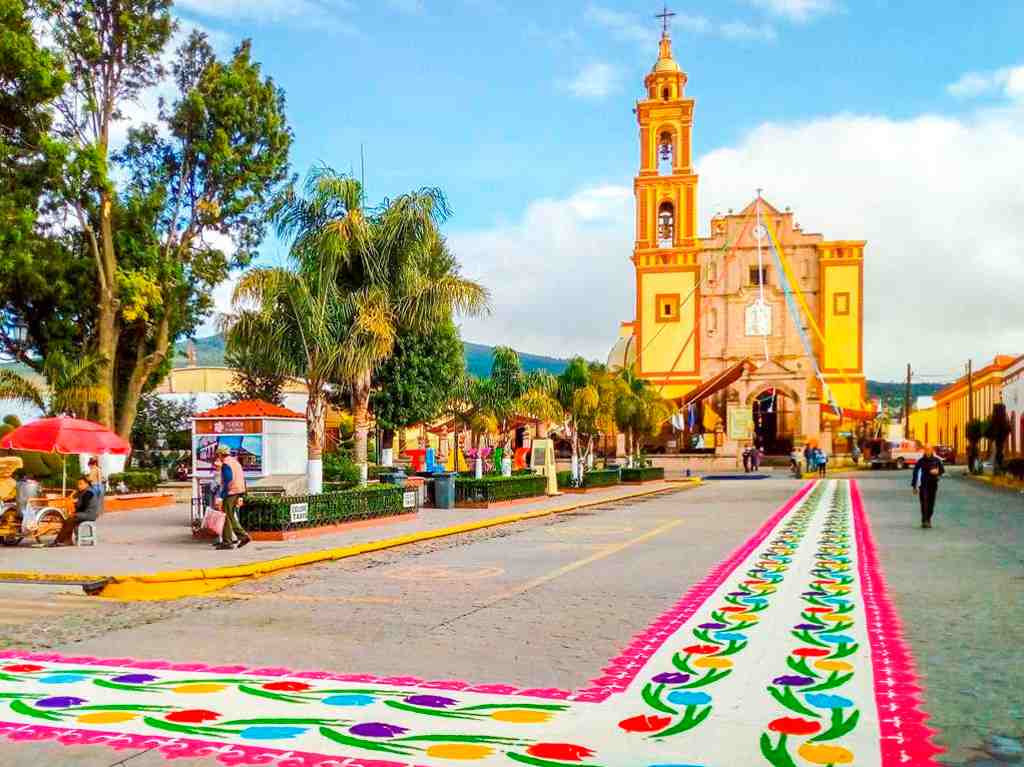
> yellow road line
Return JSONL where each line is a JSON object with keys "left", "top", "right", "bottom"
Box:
{"left": 485, "top": 518, "right": 685, "bottom": 605}
{"left": 1, "top": 480, "right": 703, "bottom": 601}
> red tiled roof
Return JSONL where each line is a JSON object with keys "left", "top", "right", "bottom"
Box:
{"left": 194, "top": 399, "right": 304, "bottom": 419}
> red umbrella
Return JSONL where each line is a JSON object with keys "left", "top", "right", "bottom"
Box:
{"left": 0, "top": 417, "right": 131, "bottom": 495}
{"left": 0, "top": 417, "right": 131, "bottom": 455}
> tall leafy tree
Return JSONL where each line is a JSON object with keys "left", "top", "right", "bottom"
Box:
{"left": 0, "top": 5, "right": 292, "bottom": 437}
{"left": 370, "top": 320, "right": 465, "bottom": 462}
{"left": 271, "top": 166, "right": 488, "bottom": 470}
{"left": 223, "top": 346, "right": 287, "bottom": 406}
{"left": 0, "top": 0, "right": 65, "bottom": 280}
{"left": 223, "top": 239, "right": 351, "bottom": 493}
{"left": 557, "top": 359, "right": 617, "bottom": 478}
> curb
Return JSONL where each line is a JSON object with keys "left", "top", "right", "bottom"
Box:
{"left": 2, "top": 480, "right": 703, "bottom": 602}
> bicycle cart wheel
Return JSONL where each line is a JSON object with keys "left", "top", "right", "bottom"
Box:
{"left": 33, "top": 509, "right": 65, "bottom": 546}
{"left": 0, "top": 507, "right": 22, "bottom": 546}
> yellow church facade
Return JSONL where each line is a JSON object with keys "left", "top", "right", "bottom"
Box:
{"left": 609, "top": 28, "right": 870, "bottom": 455}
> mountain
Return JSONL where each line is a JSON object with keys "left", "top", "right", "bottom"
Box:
{"left": 172, "top": 336, "right": 952, "bottom": 399}
{"left": 173, "top": 334, "right": 573, "bottom": 377}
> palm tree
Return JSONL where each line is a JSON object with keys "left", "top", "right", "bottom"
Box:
{"left": 223, "top": 246, "right": 355, "bottom": 494}
{"left": 613, "top": 365, "right": 672, "bottom": 466}
{"left": 275, "top": 166, "right": 489, "bottom": 474}
{"left": 0, "top": 351, "right": 106, "bottom": 417}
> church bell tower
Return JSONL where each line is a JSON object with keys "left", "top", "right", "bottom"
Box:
{"left": 631, "top": 14, "right": 701, "bottom": 395}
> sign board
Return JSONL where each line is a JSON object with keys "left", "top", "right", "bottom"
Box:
{"left": 193, "top": 434, "right": 264, "bottom": 477}
{"left": 195, "top": 419, "right": 262, "bottom": 435}
{"left": 403, "top": 491, "right": 416, "bottom": 509}
{"left": 289, "top": 502, "right": 309, "bottom": 524}
{"left": 727, "top": 406, "right": 755, "bottom": 441}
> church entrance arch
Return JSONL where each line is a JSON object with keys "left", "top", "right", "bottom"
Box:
{"left": 748, "top": 386, "right": 800, "bottom": 455}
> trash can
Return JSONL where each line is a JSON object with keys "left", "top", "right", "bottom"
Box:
{"left": 434, "top": 472, "right": 456, "bottom": 509}
{"left": 383, "top": 469, "right": 406, "bottom": 487}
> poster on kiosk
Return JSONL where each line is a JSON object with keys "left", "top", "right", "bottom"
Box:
{"left": 193, "top": 418, "right": 264, "bottom": 477}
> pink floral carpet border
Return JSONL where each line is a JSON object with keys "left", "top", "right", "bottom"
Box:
{"left": 850, "top": 479, "right": 945, "bottom": 766}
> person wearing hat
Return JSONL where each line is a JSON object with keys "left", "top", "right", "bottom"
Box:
{"left": 214, "top": 444, "right": 250, "bottom": 550}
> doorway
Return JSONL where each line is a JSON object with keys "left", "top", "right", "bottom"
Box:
{"left": 753, "top": 388, "right": 796, "bottom": 455}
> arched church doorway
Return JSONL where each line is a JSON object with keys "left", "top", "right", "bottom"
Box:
{"left": 752, "top": 388, "right": 797, "bottom": 455}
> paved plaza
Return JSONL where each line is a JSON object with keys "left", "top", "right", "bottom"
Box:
{"left": 0, "top": 474, "right": 1019, "bottom": 766}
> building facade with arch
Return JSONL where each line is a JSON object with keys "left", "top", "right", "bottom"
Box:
{"left": 608, "top": 27, "right": 869, "bottom": 456}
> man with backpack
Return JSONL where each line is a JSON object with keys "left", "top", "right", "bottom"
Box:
{"left": 214, "top": 444, "right": 250, "bottom": 550}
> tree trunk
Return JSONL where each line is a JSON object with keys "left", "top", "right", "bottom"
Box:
{"left": 306, "top": 388, "right": 326, "bottom": 494}
{"left": 352, "top": 368, "right": 372, "bottom": 470}
{"left": 116, "top": 315, "right": 171, "bottom": 439}
{"left": 95, "top": 192, "right": 119, "bottom": 430}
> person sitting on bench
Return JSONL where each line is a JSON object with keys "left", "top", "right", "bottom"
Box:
{"left": 52, "top": 475, "right": 100, "bottom": 547}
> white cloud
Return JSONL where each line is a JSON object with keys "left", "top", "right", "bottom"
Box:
{"left": 720, "top": 21, "right": 777, "bottom": 42}
{"left": 174, "top": 0, "right": 354, "bottom": 28}
{"left": 585, "top": 4, "right": 770, "bottom": 46}
{"left": 565, "top": 61, "right": 620, "bottom": 99}
{"left": 948, "top": 65, "right": 1024, "bottom": 100}
{"left": 747, "top": 0, "right": 838, "bottom": 22}
{"left": 451, "top": 186, "right": 633, "bottom": 360}
{"left": 450, "top": 104, "right": 1024, "bottom": 381}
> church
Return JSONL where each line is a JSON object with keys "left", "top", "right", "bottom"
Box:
{"left": 607, "top": 20, "right": 873, "bottom": 458}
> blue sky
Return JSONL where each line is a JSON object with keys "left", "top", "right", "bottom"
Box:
{"left": 178, "top": 1, "right": 1024, "bottom": 379}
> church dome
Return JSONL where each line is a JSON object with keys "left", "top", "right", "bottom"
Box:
{"left": 652, "top": 34, "right": 680, "bottom": 73}
{"left": 607, "top": 333, "right": 637, "bottom": 371}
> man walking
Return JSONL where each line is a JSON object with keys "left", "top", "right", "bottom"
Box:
{"left": 912, "top": 444, "right": 945, "bottom": 529}
{"left": 215, "top": 444, "right": 250, "bottom": 550}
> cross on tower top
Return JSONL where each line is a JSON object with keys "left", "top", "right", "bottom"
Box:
{"left": 655, "top": 3, "right": 676, "bottom": 36}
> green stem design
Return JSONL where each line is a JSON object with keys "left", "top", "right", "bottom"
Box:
{"left": 716, "top": 640, "right": 749, "bottom": 657}
{"left": 384, "top": 700, "right": 480, "bottom": 719}
{"left": 651, "top": 703, "right": 713, "bottom": 738}
{"left": 141, "top": 716, "right": 238, "bottom": 737}
{"left": 10, "top": 700, "right": 64, "bottom": 722}
{"left": 691, "top": 628, "right": 723, "bottom": 645}
{"left": 398, "top": 734, "right": 526, "bottom": 745}
{"left": 238, "top": 684, "right": 310, "bottom": 704}
{"left": 785, "top": 656, "right": 821, "bottom": 678}
{"left": 759, "top": 732, "right": 799, "bottom": 767}
{"left": 641, "top": 683, "right": 677, "bottom": 714}
{"left": 810, "top": 707, "right": 861, "bottom": 742}
{"left": 792, "top": 630, "right": 829, "bottom": 648}
{"left": 220, "top": 717, "right": 351, "bottom": 726}
{"left": 457, "top": 703, "right": 567, "bottom": 712}
{"left": 93, "top": 680, "right": 157, "bottom": 693}
{"left": 802, "top": 672, "right": 855, "bottom": 693}
{"left": 508, "top": 753, "right": 606, "bottom": 767}
{"left": 671, "top": 653, "right": 697, "bottom": 675}
{"left": 319, "top": 725, "right": 417, "bottom": 755}
{"left": 767, "top": 686, "right": 821, "bottom": 718}
{"left": 828, "top": 642, "right": 859, "bottom": 659}
{"left": 677, "top": 668, "right": 731, "bottom": 689}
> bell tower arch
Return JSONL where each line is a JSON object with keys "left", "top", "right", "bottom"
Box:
{"left": 632, "top": 14, "right": 701, "bottom": 395}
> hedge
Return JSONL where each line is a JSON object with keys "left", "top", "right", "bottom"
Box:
{"left": 238, "top": 485, "right": 407, "bottom": 532}
{"left": 455, "top": 474, "right": 546, "bottom": 505}
{"left": 557, "top": 469, "right": 620, "bottom": 489}
{"left": 108, "top": 471, "right": 160, "bottom": 493}
{"left": 620, "top": 466, "right": 665, "bottom": 483}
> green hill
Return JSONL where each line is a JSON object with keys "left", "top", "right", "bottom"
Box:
{"left": 174, "top": 334, "right": 573, "bottom": 377}
{"left": 175, "top": 335, "right": 950, "bottom": 398}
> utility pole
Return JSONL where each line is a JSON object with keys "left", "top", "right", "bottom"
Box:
{"left": 904, "top": 363, "right": 912, "bottom": 439}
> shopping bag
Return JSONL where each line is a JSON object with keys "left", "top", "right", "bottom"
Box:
{"left": 203, "top": 508, "right": 226, "bottom": 537}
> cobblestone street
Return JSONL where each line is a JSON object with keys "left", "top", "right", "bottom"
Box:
{"left": 0, "top": 475, "right": 1020, "bottom": 765}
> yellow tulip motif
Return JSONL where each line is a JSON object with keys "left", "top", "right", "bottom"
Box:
{"left": 426, "top": 743, "right": 494, "bottom": 759}
{"left": 490, "top": 709, "right": 553, "bottom": 723}
{"left": 77, "top": 712, "right": 138, "bottom": 724}
{"left": 171, "top": 683, "right": 227, "bottom": 694}
{"left": 798, "top": 743, "right": 855, "bottom": 764}
{"left": 693, "top": 656, "right": 733, "bottom": 670}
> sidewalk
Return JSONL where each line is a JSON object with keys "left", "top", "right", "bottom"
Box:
{"left": 0, "top": 481, "right": 699, "bottom": 598}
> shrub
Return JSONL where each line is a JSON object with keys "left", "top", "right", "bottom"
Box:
{"left": 108, "top": 471, "right": 160, "bottom": 493}
{"left": 582, "top": 469, "right": 620, "bottom": 488}
{"left": 1005, "top": 457, "right": 1024, "bottom": 481}
{"left": 323, "top": 453, "right": 360, "bottom": 484}
{"left": 621, "top": 466, "right": 665, "bottom": 483}
{"left": 238, "top": 485, "right": 406, "bottom": 532}
{"left": 557, "top": 469, "right": 620, "bottom": 489}
{"left": 455, "top": 474, "right": 546, "bottom": 505}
